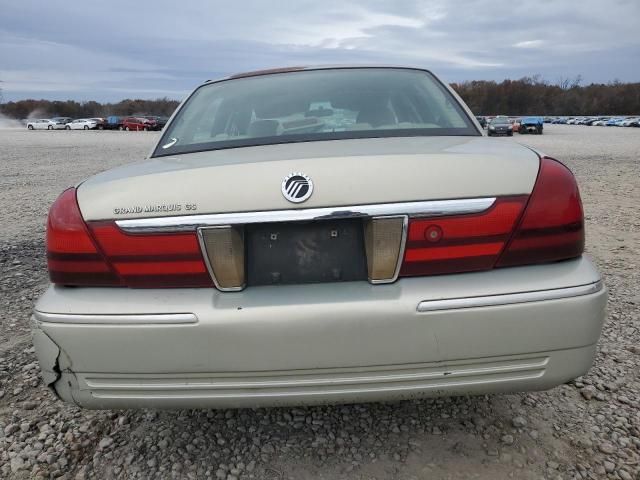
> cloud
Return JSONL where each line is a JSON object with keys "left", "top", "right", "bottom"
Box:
{"left": 514, "top": 40, "right": 544, "bottom": 49}
{"left": 1, "top": 0, "right": 639, "bottom": 101}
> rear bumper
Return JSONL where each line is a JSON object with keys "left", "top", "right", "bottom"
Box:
{"left": 32, "top": 256, "right": 606, "bottom": 409}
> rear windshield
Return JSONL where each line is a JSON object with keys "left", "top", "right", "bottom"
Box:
{"left": 153, "top": 68, "right": 478, "bottom": 157}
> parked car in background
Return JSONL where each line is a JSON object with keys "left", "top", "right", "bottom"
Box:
{"left": 487, "top": 117, "right": 513, "bottom": 136}
{"left": 89, "top": 118, "right": 107, "bottom": 129}
{"left": 27, "top": 119, "right": 57, "bottom": 130}
{"left": 103, "top": 116, "right": 124, "bottom": 130}
{"left": 606, "top": 117, "right": 625, "bottom": 126}
{"left": 475, "top": 116, "right": 487, "bottom": 128}
{"left": 620, "top": 117, "right": 640, "bottom": 127}
{"left": 122, "top": 116, "right": 157, "bottom": 131}
{"left": 511, "top": 118, "right": 521, "bottom": 133}
{"left": 65, "top": 119, "right": 99, "bottom": 130}
{"left": 553, "top": 117, "right": 568, "bottom": 124}
{"left": 519, "top": 116, "right": 544, "bottom": 134}
{"left": 32, "top": 66, "right": 605, "bottom": 409}
{"left": 51, "top": 117, "right": 72, "bottom": 129}
{"left": 592, "top": 118, "right": 609, "bottom": 126}
{"left": 143, "top": 116, "right": 169, "bottom": 130}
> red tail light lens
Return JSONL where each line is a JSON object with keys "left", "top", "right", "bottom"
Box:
{"left": 400, "top": 196, "right": 527, "bottom": 277}
{"left": 46, "top": 188, "right": 120, "bottom": 286}
{"left": 46, "top": 188, "right": 212, "bottom": 288}
{"left": 87, "top": 223, "right": 213, "bottom": 288}
{"left": 400, "top": 156, "right": 584, "bottom": 277}
{"left": 496, "top": 157, "right": 584, "bottom": 267}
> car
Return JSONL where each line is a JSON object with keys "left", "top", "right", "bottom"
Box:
{"left": 121, "top": 116, "right": 156, "bottom": 131}
{"left": 511, "top": 118, "right": 521, "bottom": 133}
{"left": 606, "top": 117, "right": 625, "bottom": 126}
{"left": 592, "top": 118, "right": 609, "bottom": 126}
{"left": 32, "top": 66, "right": 606, "bottom": 410}
{"left": 519, "top": 116, "right": 544, "bottom": 134}
{"left": 487, "top": 116, "right": 513, "bottom": 136}
{"left": 89, "top": 118, "right": 107, "bottom": 129}
{"left": 26, "top": 119, "right": 58, "bottom": 130}
{"left": 143, "top": 115, "right": 169, "bottom": 130}
{"left": 102, "top": 116, "right": 124, "bottom": 130}
{"left": 475, "top": 116, "right": 487, "bottom": 128}
{"left": 51, "top": 117, "right": 73, "bottom": 129}
{"left": 65, "top": 118, "right": 98, "bottom": 130}
{"left": 620, "top": 117, "right": 640, "bottom": 127}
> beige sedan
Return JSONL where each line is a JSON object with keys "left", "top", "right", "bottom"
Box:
{"left": 32, "top": 66, "right": 606, "bottom": 409}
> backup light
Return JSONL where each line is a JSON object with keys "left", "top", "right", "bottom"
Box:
{"left": 364, "top": 216, "right": 406, "bottom": 283}
{"left": 198, "top": 227, "right": 246, "bottom": 291}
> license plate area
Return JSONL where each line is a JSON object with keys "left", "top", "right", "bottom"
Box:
{"left": 246, "top": 220, "right": 367, "bottom": 286}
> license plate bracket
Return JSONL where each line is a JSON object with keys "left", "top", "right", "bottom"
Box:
{"left": 246, "top": 220, "right": 367, "bottom": 286}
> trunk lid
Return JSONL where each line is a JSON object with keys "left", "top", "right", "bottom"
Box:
{"left": 77, "top": 136, "right": 539, "bottom": 221}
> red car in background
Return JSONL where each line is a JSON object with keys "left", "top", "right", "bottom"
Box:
{"left": 121, "top": 117, "right": 157, "bottom": 131}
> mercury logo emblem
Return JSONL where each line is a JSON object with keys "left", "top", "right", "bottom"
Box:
{"left": 282, "top": 172, "right": 313, "bottom": 203}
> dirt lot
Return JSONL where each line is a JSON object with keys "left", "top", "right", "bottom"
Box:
{"left": 1, "top": 125, "right": 639, "bottom": 479}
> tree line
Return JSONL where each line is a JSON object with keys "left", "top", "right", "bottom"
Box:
{"left": 0, "top": 98, "right": 180, "bottom": 120}
{"left": 452, "top": 77, "right": 640, "bottom": 115}
{"left": 1, "top": 77, "right": 640, "bottom": 119}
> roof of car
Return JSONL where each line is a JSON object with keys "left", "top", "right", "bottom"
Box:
{"left": 205, "top": 65, "right": 434, "bottom": 84}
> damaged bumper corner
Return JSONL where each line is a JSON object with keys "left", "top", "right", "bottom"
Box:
{"left": 31, "top": 316, "right": 77, "bottom": 405}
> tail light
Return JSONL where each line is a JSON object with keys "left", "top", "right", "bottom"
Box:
{"left": 46, "top": 188, "right": 120, "bottom": 286}
{"left": 496, "top": 156, "right": 584, "bottom": 266}
{"left": 88, "top": 223, "right": 212, "bottom": 287}
{"left": 46, "top": 188, "right": 212, "bottom": 287}
{"left": 400, "top": 156, "right": 584, "bottom": 277}
{"left": 400, "top": 196, "right": 528, "bottom": 277}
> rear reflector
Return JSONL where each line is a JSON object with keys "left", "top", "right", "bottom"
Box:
{"left": 363, "top": 216, "right": 406, "bottom": 282}
{"left": 400, "top": 197, "right": 528, "bottom": 277}
{"left": 496, "top": 157, "right": 584, "bottom": 267}
{"left": 198, "top": 227, "right": 246, "bottom": 290}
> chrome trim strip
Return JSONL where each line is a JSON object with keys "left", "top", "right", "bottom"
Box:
{"left": 417, "top": 281, "right": 603, "bottom": 312}
{"left": 34, "top": 312, "right": 197, "bottom": 325}
{"left": 116, "top": 198, "right": 496, "bottom": 233}
{"left": 196, "top": 226, "right": 246, "bottom": 292}
{"left": 368, "top": 215, "right": 408, "bottom": 285}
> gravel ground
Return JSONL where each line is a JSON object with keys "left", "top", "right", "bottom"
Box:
{"left": 0, "top": 125, "right": 639, "bottom": 479}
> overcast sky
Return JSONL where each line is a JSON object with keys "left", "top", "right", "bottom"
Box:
{"left": 1, "top": 0, "right": 639, "bottom": 102}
